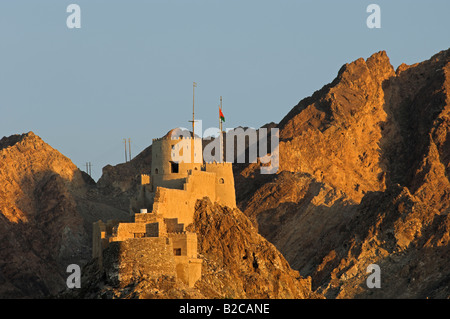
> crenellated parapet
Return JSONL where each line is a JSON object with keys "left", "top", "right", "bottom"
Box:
{"left": 141, "top": 174, "right": 150, "bottom": 185}
{"left": 152, "top": 135, "right": 200, "bottom": 142}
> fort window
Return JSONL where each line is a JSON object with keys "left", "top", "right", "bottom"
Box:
{"left": 155, "top": 168, "right": 159, "bottom": 174}
{"left": 170, "top": 161, "right": 179, "bottom": 173}
{"left": 174, "top": 248, "right": 182, "bottom": 256}
{"left": 219, "top": 178, "right": 224, "bottom": 184}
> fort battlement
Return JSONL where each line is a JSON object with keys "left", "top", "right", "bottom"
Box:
{"left": 141, "top": 174, "right": 150, "bottom": 185}
{"left": 168, "top": 231, "right": 188, "bottom": 236}
{"left": 202, "top": 162, "right": 233, "bottom": 167}
{"left": 134, "top": 211, "right": 164, "bottom": 224}
{"left": 152, "top": 136, "right": 201, "bottom": 142}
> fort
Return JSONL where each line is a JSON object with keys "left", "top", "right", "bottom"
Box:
{"left": 92, "top": 128, "right": 236, "bottom": 287}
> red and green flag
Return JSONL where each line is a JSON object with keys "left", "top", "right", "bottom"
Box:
{"left": 219, "top": 108, "right": 225, "bottom": 122}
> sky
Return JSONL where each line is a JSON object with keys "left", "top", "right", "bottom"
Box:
{"left": 0, "top": 0, "right": 449, "bottom": 181}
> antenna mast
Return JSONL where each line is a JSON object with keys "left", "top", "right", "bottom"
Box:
{"left": 128, "top": 138, "right": 131, "bottom": 161}
{"left": 123, "top": 138, "right": 127, "bottom": 162}
{"left": 188, "top": 82, "right": 197, "bottom": 164}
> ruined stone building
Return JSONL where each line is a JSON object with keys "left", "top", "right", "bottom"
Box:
{"left": 92, "top": 128, "right": 236, "bottom": 287}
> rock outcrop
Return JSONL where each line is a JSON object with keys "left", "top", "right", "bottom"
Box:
{"left": 190, "top": 199, "right": 317, "bottom": 299}
{"left": 0, "top": 132, "right": 128, "bottom": 298}
{"left": 96, "top": 144, "right": 152, "bottom": 212}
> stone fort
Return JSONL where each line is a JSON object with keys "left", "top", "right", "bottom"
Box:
{"left": 92, "top": 128, "right": 236, "bottom": 287}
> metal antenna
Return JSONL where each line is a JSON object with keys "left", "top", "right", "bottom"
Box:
{"left": 85, "top": 162, "right": 91, "bottom": 176}
{"left": 128, "top": 138, "right": 131, "bottom": 161}
{"left": 123, "top": 138, "right": 127, "bottom": 163}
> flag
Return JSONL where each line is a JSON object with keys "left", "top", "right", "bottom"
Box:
{"left": 219, "top": 108, "right": 225, "bottom": 122}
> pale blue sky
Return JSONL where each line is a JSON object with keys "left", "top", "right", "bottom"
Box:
{"left": 1, "top": 0, "right": 449, "bottom": 180}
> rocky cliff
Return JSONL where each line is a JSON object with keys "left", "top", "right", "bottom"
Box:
{"left": 0, "top": 132, "right": 128, "bottom": 298}
{"left": 238, "top": 48, "right": 450, "bottom": 298}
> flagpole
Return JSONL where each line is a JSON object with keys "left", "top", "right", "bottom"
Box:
{"left": 193, "top": 82, "right": 196, "bottom": 136}
{"left": 190, "top": 82, "right": 197, "bottom": 164}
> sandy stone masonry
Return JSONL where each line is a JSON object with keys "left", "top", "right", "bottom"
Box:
{"left": 93, "top": 129, "right": 236, "bottom": 287}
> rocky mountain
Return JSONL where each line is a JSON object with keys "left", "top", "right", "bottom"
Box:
{"left": 96, "top": 144, "right": 152, "bottom": 212}
{"left": 1, "top": 48, "right": 449, "bottom": 299}
{"left": 238, "top": 48, "right": 450, "bottom": 298}
{"left": 0, "top": 132, "right": 128, "bottom": 298}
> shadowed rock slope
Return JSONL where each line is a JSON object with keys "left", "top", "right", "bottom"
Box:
{"left": 0, "top": 132, "right": 128, "bottom": 298}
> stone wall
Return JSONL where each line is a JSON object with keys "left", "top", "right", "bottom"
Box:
{"left": 168, "top": 232, "right": 198, "bottom": 258}
{"left": 174, "top": 256, "right": 203, "bottom": 288}
{"left": 183, "top": 170, "right": 216, "bottom": 199}
{"left": 112, "top": 222, "right": 147, "bottom": 241}
{"left": 134, "top": 212, "right": 162, "bottom": 223}
{"left": 152, "top": 187, "right": 194, "bottom": 226}
{"left": 204, "top": 162, "right": 236, "bottom": 208}
{"left": 93, "top": 219, "right": 123, "bottom": 267}
{"left": 92, "top": 220, "right": 106, "bottom": 262}
{"left": 151, "top": 169, "right": 225, "bottom": 226}
{"left": 102, "top": 237, "right": 176, "bottom": 287}
{"left": 165, "top": 218, "right": 184, "bottom": 233}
